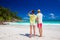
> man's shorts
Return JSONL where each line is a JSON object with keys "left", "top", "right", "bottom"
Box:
{"left": 37, "top": 23, "right": 42, "bottom": 28}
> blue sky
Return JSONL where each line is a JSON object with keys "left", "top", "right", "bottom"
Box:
{"left": 0, "top": 0, "right": 60, "bottom": 20}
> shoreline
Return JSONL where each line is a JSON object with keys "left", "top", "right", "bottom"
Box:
{"left": 3, "top": 22, "right": 60, "bottom": 25}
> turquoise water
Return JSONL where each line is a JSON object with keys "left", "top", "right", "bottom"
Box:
{"left": 9, "top": 20, "right": 60, "bottom": 25}
{"left": 16, "top": 20, "right": 60, "bottom": 24}
{"left": 43, "top": 20, "right": 60, "bottom": 24}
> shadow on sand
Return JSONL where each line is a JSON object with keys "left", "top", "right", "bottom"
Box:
{"left": 20, "top": 33, "right": 30, "bottom": 38}
{"left": 20, "top": 33, "right": 39, "bottom": 38}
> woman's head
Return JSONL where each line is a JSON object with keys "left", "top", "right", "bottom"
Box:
{"left": 32, "top": 10, "right": 34, "bottom": 14}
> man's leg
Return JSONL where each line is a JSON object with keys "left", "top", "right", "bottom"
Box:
{"left": 39, "top": 23, "right": 42, "bottom": 37}
{"left": 39, "top": 27, "right": 42, "bottom": 37}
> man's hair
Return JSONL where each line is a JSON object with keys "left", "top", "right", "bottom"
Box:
{"left": 37, "top": 9, "right": 41, "bottom": 13}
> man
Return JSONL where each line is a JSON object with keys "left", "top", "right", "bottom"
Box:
{"left": 36, "top": 9, "right": 43, "bottom": 37}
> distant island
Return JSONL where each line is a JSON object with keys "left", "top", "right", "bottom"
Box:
{"left": 0, "top": 6, "right": 22, "bottom": 24}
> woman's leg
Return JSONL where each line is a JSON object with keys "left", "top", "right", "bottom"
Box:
{"left": 30, "top": 25, "right": 32, "bottom": 37}
{"left": 33, "top": 25, "right": 36, "bottom": 36}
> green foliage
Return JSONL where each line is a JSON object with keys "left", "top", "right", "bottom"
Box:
{"left": 0, "top": 6, "right": 22, "bottom": 22}
{"left": 0, "top": 17, "right": 4, "bottom": 22}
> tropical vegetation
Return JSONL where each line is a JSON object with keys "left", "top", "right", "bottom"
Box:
{"left": 0, "top": 6, "right": 22, "bottom": 24}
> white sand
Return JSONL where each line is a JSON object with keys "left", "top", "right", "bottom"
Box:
{"left": 0, "top": 24, "right": 60, "bottom": 40}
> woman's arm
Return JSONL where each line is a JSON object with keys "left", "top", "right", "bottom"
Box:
{"left": 36, "top": 17, "right": 38, "bottom": 22}
{"left": 28, "top": 10, "right": 32, "bottom": 16}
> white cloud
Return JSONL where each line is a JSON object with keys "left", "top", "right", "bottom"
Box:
{"left": 23, "top": 17, "right": 29, "bottom": 19}
{"left": 51, "top": 16, "right": 55, "bottom": 19}
{"left": 50, "top": 13, "right": 54, "bottom": 16}
{"left": 49, "top": 13, "right": 56, "bottom": 19}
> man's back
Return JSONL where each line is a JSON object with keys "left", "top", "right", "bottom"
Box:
{"left": 37, "top": 13, "right": 43, "bottom": 23}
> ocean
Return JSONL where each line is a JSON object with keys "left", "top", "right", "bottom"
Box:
{"left": 9, "top": 20, "right": 60, "bottom": 25}
{"left": 17, "top": 20, "right": 60, "bottom": 24}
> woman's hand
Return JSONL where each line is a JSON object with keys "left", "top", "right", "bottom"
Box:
{"left": 28, "top": 10, "right": 32, "bottom": 13}
{"left": 36, "top": 17, "right": 38, "bottom": 22}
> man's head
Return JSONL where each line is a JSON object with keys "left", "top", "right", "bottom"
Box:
{"left": 37, "top": 9, "right": 41, "bottom": 13}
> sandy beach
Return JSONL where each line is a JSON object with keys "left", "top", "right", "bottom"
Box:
{"left": 0, "top": 24, "right": 60, "bottom": 40}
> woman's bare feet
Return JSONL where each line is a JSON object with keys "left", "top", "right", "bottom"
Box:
{"left": 29, "top": 35, "right": 32, "bottom": 38}
{"left": 39, "top": 35, "right": 42, "bottom": 37}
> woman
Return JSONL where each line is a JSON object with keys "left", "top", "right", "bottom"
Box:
{"left": 28, "top": 10, "right": 36, "bottom": 38}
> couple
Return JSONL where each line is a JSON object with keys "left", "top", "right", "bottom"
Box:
{"left": 28, "top": 9, "right": 43, "bottom": 38}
